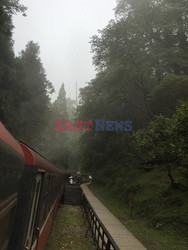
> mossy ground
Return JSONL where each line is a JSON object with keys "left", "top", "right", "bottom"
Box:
{"left": 46, "top": 205, "right": 96, "bottom": 250}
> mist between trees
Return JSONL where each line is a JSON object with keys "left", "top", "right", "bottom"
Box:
{"left": 0, "top": 1, "right": 188, "bottom": 246}
{"left": 1, "top": 0, "right": 188, "bottom": 183}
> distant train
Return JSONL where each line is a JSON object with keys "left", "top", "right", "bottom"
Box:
{"left": 0, "top": 122, "right": 69, "bottom": 250}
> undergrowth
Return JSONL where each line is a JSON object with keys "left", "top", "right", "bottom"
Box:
{"left": 90, "top": 165, "right": 188, "bottom": 250}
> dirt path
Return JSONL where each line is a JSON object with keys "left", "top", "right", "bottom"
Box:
{"left": 46, "top": 205, "right": 96, "bottom": 250}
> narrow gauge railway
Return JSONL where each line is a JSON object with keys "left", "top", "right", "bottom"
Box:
{"left": 0, "top": 122, "right": 69, "bottom": 250}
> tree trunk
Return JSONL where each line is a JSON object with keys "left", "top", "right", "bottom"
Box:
{"left": 167, "top": 164, "right": 177, "bottom": 187}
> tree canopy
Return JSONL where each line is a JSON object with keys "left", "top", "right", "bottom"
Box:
{"left": 78, "top": 0, "right": 188, "bottom": 186}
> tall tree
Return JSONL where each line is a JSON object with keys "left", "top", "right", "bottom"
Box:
{"left": 42, "top": 83, "right": 69, "bottom": 169}
{"left": 0, "top": 0, "right": 26, "bottom": 124}
{"left": 78, "top": 0, "right": 188, "bottom": 181}
{"left": 53, "top": 83, "right": 68, "bottom": 119}
{"left": 11, "top": 41, "right": 54, "bottom": 144}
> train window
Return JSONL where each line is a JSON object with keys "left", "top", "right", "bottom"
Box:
{"left": 0, "top": 194, "right": 17, "bottom": 250}
{"left": 37, "top": 196, "right": 47, "bottom": 230}
{"left": 0, "top": 207, "right": 16, "bottom": 250}
{"left": 50, "top": 175, "right": 52, "bottom": 186}
{"left": 24, "top": 174, "right": 42, "bottom": 250}
{"left": 48, "top": 174, "right": 51, "bottom": 190}
{"left": 45, "top": 175, "right": 48, "bottom": 185}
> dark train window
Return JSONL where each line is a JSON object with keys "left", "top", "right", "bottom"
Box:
{"left": 24, "top": 174, "right": 42, "bottom": 249}
{"left": 0, "top": 199, "right": 17, "bottom": 250}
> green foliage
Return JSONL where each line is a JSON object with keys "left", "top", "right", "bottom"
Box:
{"left": 79, "top": 0, "right": 188, "bottom": 177}
{"left": 79, "top": 0, "right": 188, "bottom": 182}
{"left": 0, "top": 0, "right": 77, "bottom": 171}
{"left": 0, "top": 0, "right": 26, "bottom": 122}
{"left": 53, "top": 83, "right": 68, "bottom": 119}
{"left": 39, "top": 84, "right": 79, "bottom": 170}
{"left": 66, "top": 97, "right": 76, "bottom": 121}
{"left": 132, "top": 102, "right": 188, "bottom": 186}
{"left": 149, "top": 74, "right": 188, "bottom": 116}
{"left": 0, "top": 1, "right": 53, "bottom": 146}
{"left": 6, "top": 41, "right": 54, "bottom": 145}
{"left": 78, "top": 0, "right": 188, "bottom": 219}
{"left": 40, "top": 83, "right": 69, "bottom": 169}
{"left": 133, "top": 115, "right": 173, "bottom": 163}
{"left": 91, "top": 171, "right": 188, "bottom": 250}
{"left": 0, "top": 0, "right": 27, "bottom": 16}
{"left": 171, "top": 101, "right": 188, "bottom": 160}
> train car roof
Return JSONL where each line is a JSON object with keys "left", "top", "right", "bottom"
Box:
{"left": 0, "top": 122, "right": 24, "bottom": 157}
{"left": 19, "top": 141, "right": 63, "bottom": 174}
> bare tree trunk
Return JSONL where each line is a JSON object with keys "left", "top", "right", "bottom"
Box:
{"left": 167, "top": 164, "right": 177, "bottom": 187}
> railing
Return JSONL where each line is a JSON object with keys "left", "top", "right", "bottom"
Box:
{"left": 81, "top": 193, "right": 120, "bottom": 250}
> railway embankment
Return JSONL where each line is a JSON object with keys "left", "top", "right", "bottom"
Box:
{"left": 46, "top": 204, "right": 96, "bottom": 250}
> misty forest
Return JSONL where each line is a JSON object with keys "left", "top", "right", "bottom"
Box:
{"left": 0, "top": 0, "right": 188, "bottom": 249}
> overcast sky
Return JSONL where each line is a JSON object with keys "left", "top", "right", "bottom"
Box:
{"left": 13, "top": 0, "right": 116, "bottom": 101}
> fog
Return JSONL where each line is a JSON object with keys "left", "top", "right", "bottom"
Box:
{"left": 13, "top": 0, "right": 116, "bottom": 101}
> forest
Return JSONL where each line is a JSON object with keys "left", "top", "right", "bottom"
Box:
{"left": 0, "top": 0, "right": 188, "bottom": 249}
{"left": 0, "top": 0, "right": 78, "bottom": 169}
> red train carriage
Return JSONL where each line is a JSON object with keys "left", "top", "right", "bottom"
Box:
{"left": 8, "top": 142, "right": 68, "bottom": 250}
{"left": 0, "top": 123, "right": 68, "bottom": 250}
{"left": 0, "top": 122, "right": 24, "bottom": 250}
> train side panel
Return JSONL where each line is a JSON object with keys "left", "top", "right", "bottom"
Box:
{"left": 0, "top": 123, "right": 24, "bottom": 250}
{"left": 33, "top": 177, "right": 66, "bottom": 250}
{"left": 0, "top": 124, "right": 68, "bottom": 250}
{"left": 8, "top": 142, "right": 68, "bottom": 250}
